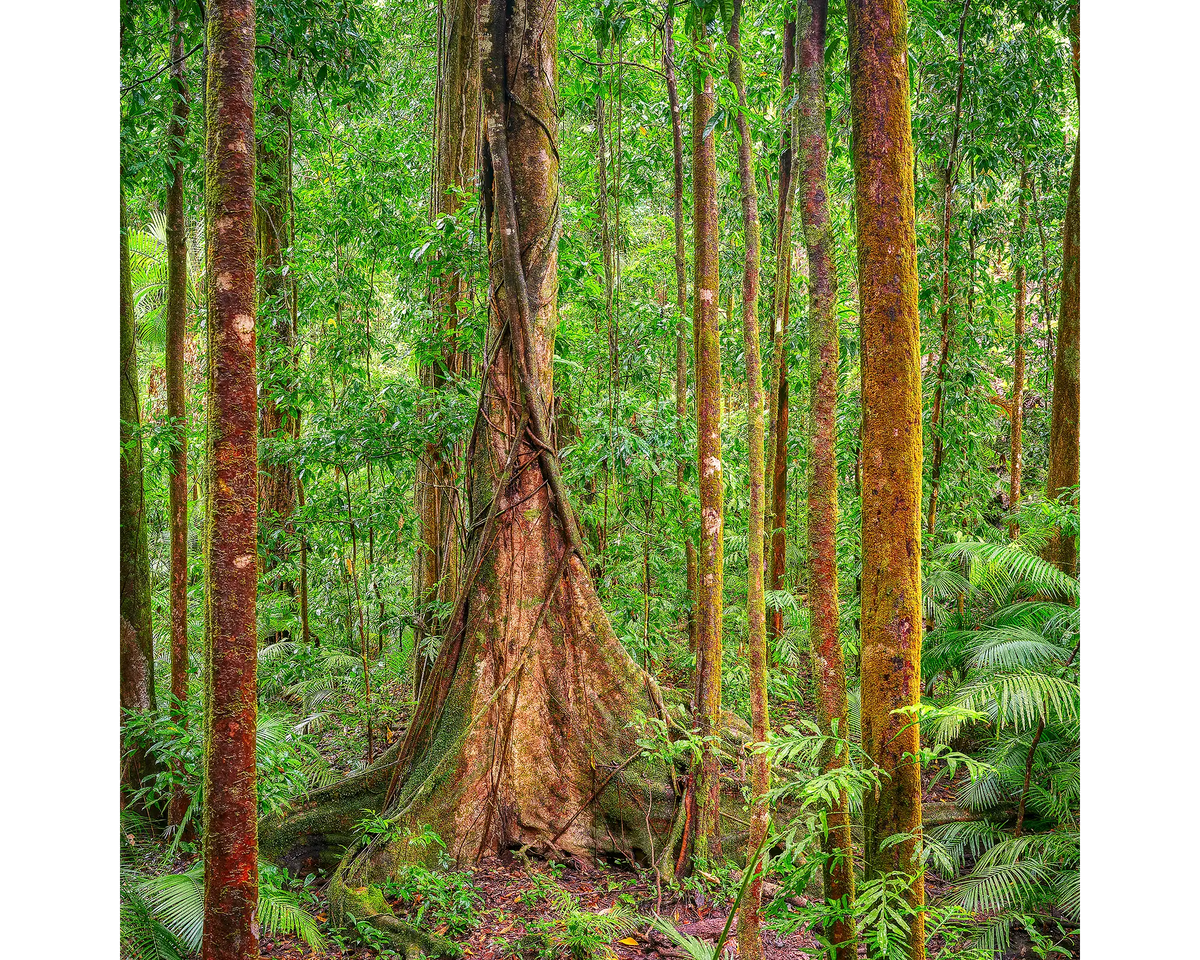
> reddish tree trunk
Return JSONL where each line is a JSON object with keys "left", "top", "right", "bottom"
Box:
{"left": 201, "top": 1, "right": 259, "bottom": 957}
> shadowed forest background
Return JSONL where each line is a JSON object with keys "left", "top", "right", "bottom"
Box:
{"left": 118, "top": 1, "right": 1082, "bottom": 958}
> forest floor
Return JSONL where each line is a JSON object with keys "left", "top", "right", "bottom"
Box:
{"left": 256, "top": 683, "right": 1078, "bottom": 960}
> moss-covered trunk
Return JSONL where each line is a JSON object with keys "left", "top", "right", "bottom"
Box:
{"left": 201, "top": 0, "right": 259, "bottom": 956}
{"left": 847, "top": 0, "right": 925, "bottom": 955}
{"left": 414, "top": 0, "right": 479, "bottom": 694}
{"left": 1045, "top": 9, "right": 1079, "bottom": 574}
{"left": 797, "top": 3, "right": 856, "bottom": 956}
{"left": 688, "top": 9, "right": 724, "bottom": 869}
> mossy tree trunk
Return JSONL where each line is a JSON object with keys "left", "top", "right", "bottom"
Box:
{"left": 201, "top": 0, "right": 259, "bottom": 957}
{"left": 727, "top": 4, "right": 770, "bottom": 956}
{"left": 766, "top": 12, "right": 797, "bottom": 650}
{"left": 687, "top": 6, "right": 724, "bottom": 870}
{"left": 798, "top": 3, "right": 856, "bottom": 956}
{"left": 165, "top": 0, "right": 192, "bottom": 832}
{"left": 847, "top": 1, "right": 925, "bottom": 956}
{"left": 117, "top": 5, "right": 157, "bottom": 811}
{"left": 296, "top": 6, "right": 679, "bottom": 929}
{"left": 1045, "top": 8, "right": 1079, "bottom": 574}
{"left": 414, "top": 0, "right": 479, "bottom": 695}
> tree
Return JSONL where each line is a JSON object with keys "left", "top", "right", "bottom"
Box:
{"left": 1010, "top": 168, "right": 1028, "bottom": 539}
{"left": 847, "top": 0, "right": 926, "bottom": 956}
{"left": 165, "top": 0, "right": 192, "bottom": 831}
{"left": 201, "top": 0, "right": 260, "bottom": 956}
{"left": 117, "top": 0, "right": 157, "bottom": 811}
{"left": 798, "top": 2, "right": 856, "bottom": 956}
{"left": 1045, "top": 6, "right": 1079, "bottom": 574}
{"left": 727, "top": 2, "right": 769, "bottom": 955}
{"left": 264, "top": 3, "right": 682, "bottom": 944}
{"left": 688, "top": 3, "right": 724, "bottom": 869}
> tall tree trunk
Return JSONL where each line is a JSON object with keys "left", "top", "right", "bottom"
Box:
{"left": 688, "top": 8, "right": 724, "bottom": 869}
{"left": 766, "top": 13, "right": 798, "bottom": 649}
{"left": 165, "top": 0, "right": 192, "bottom": 832}
{"left": 117, "top": 0, "right": 157, "bottom": 816}
{"left": 1009, "top": 168, "right": 1028, "bottom": 538}
{"left": 727, "top": 4, "right": 770, "bottom": 956}
{"left": 847, "top": 1, "right": 925, "bottom": 956}
{"left": 201, "top": 0, "right": 259, "bottom": 956}
{"left": 925, "top": 0, "right": 970, "bottom": 538}
{"left": 257, "top": 96, "right": 297, "bottom": 590}
{"left": 797, "top": 3, "right": 856, "bottom": 955}
{"left": 415, "top": 0, "right": 479, "bottom": 695}
{"left": 1045, "top": 8, "right": 1079, "bottom": 574}
{"left": 664, "top": 2, "right": 698, "bottom": 654}
{"left": 282, "top": 11, "right": 680, "bottom": 937}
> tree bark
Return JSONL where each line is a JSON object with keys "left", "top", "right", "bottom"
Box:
{"left": 117, "top": 1, "right": 157, "bottom": 811}
{"left": 165, "top": 0, "right": 192, "bottom": 832}
{"left": 688, "top": 8, "right": 724, "bottom": 869}
{"left": 1045, "top": 8, "right": 1079, "bottom": 574}
{"left": 727, "top": 4, "right": 770, "bottom": 956}
{"left": 201, "top": 1, "right": 259, "bottom": 957}
{"left": 797, "top": 3, "right": 856, "bottom": 956}
{"left": 847, "top": 1, "right": 925, "bottom": 955}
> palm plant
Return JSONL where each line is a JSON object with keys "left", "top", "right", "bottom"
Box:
{"left": 126, "top": 208, "right": 205, "bottom": 349}
{"left": 920, "top": 539, "right": 1079, "bottom": 953}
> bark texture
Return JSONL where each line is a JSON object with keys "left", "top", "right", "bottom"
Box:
{"left": 847, "top": 0, "right": 925, "bottom": 954}
{"left": 797, "top": 3, "right": 855, "bottom": 955}
{"left": 1044, "top": 9, "right": 1079, "bottom": 574}
{"left": 689, "top": 11, "right": 724, "bottom": 868}
{"left": 201, "top": 1, "right": 259, "bottom": 957}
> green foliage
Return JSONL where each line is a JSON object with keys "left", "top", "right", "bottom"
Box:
{"left": 521, "top": 875, "right": 639, "bottom": 960}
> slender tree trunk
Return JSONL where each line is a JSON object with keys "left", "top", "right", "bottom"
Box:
{"left": 1045, "top": 9, "right": 1079, "bottom": 574}
{"left": 257, "top": 98, "right": 297, "bottom": 591}
{"left": 688, "top": 9, "right": 723, "bottom": 868}
{"left": 165, "top": 0, "right": 192, "bottom": 832}
{"left": 415, "top": 0, "right": 478, "bottom": 695}
{"left": 925, "top": 0, "right": 970, "bottom": 538}
{"left": 766, "top": 13, "right": 798, "bottom": 649}
{"left": 847, "top": 2, "right": 925, "bottom": 956}
{"left": 201, "top": 0, "right": 259, "bottom": 956}
{"left": 1009, "top": 169, "right": 1028, "bottom": 538}
{"left": 117, "top": 84, "right": 157, "bottom": 811}
{"left": 664, "top": 2, "right": 698, "bottom": 654}
{"left": 728, "top": 5, "right": 769, "bottom": 955}
{"left": 797, "top": 3, "right": 855, "bottom": 955}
